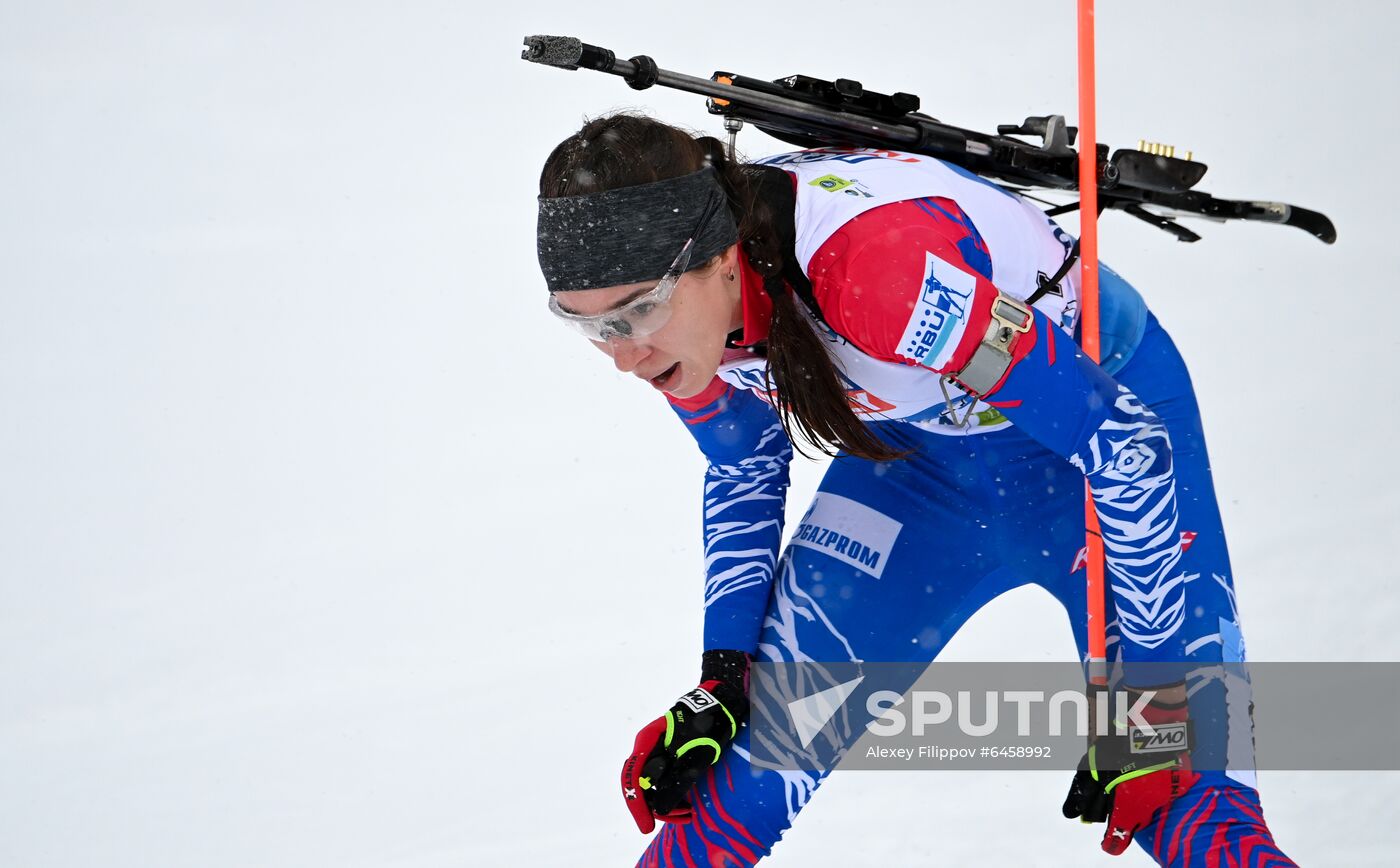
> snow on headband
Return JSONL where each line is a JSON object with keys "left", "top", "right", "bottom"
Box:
{"left": 536, "top": 164, "right": 738, "bottom": 294}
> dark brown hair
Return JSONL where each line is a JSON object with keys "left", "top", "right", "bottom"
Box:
{"left": 539, "top": 112, "right": 904, "bottom": 462}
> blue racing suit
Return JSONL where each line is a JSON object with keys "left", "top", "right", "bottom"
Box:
{"left": 638, "top": 150, "right": 1292, "bottom": 867}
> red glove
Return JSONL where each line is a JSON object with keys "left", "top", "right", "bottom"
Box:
{"left": 1062, "top": 682, "right": 1201, "bottom": 855}
{"left": 620, "top": 650, "right": 749, "bottom": 834}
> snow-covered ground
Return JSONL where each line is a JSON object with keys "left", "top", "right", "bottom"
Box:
{"left": 2, "top": 2, "right": 1396, "bottom": 865}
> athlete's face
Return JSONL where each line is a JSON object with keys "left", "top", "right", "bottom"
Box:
{"left": 552, "top": 244, "right": 743, "bottom": 400}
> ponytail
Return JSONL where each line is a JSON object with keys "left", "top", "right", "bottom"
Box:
{"left": 697, "top": 136, "right": 907, "bottom": 462}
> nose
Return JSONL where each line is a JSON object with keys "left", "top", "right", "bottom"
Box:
{"left": 606, "top": 335, "right": 651, "bottom": 374}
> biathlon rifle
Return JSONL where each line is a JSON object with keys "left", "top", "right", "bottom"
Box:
{"left": 521, "top": 35, "right": 1336, "bottom": 245}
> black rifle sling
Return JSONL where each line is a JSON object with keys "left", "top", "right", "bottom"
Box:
{"left": 1027, "top": 238, "right": 1081, "bottom": 306}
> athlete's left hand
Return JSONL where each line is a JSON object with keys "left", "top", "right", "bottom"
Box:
{"left": 620, "top": 650, "right": 749, "bottom": 834}
{"left": 1062, "top": 682, "right": 1201, "bottom": 855}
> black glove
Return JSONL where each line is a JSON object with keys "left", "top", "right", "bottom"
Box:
{"left": 620, "top": 649, "right": 750, "bottom": 833}
{"left": 1062, "top": 682, "right": 1200, "bottom": 855}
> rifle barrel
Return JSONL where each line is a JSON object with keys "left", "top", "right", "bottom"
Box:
{"left": 524, "top": 36, "right": 926, "bottom": 148}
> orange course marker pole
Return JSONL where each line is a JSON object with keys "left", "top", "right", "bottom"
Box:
{"left": 1077, "top": 0, "right": 1108, "bottom": 687}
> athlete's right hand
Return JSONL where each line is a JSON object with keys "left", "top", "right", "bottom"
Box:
{"left": 620, "top": 650, "right": 749, "bottom": 834}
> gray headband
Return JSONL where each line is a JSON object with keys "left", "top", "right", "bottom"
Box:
{"left": 537, "top": 165, "right": 739, "bottom": 294}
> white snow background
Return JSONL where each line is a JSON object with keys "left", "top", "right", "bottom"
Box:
{"left": 2, "top": 2, "right": 1397, "bottom": 866}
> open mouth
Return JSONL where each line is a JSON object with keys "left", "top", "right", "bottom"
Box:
{"left": 650, "top": 362, "right": 681, "bottom": 391}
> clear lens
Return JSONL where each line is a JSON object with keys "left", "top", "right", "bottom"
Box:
{"left": 549, "top": 251, "right": 687, "bottom": 342}
{"left": 548, "top": 189, "right": 717, "bottom": 342}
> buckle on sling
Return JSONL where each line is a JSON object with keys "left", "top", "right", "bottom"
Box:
{"left": 992, "top": 296, "right": 1032, "bottom": 335}
{"left": 952, "top": 294, "right": 1033, "bottom": 397}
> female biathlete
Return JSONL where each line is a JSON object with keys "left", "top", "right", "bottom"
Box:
{"left": 534, "top": 113, "right": 1294, "bottom": 866}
